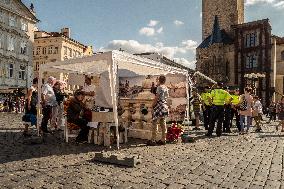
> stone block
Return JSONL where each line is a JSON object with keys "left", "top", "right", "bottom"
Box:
{"left": 93, "top": 152, "right": 142, "bottom": 167}
{"left": 23, "top": 136, "right": 43, "bottom": 145}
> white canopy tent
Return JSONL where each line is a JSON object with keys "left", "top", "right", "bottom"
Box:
{"left": 37, "top": 50, "right": 190, "bottom": 149}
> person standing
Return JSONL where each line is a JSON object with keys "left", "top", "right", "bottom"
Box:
{"left": 276, "top": 96, "right": 284, "bottom": 132}
{"left": 23, "top": 78, "right": 38, "bottom": 136}
{"left": 82, "top": 76, "right": 96, "bottom": 110}
{"left": 149, "top": 75, "right": 169, "bottom": 145}
{"left": 190, "top": 89, "right": 202, "bottom": 130}
{"left": 201, "top": 86, "right": 211, "bottom": 130}
{"left": 239, "top": 87, "right": 254, "bottom": 134}
{"left": 267, "top": 101, "right": 277, "bottom": 123}
{"left": 40, "top": 76, "right": 57, "bottom": 133}
{"left": 253, "top": 96, "right": 263, "bottom": 132}
{"left": 230, "top": 88, "right": 241, "bottom": 132}
{"left": 223, "top": 87, "right": 233, "bottom": 133}
{"left": 206, "top": 82, "right": 232, "bottom": 137}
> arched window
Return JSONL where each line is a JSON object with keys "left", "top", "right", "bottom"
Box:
{"left": 281, "top": 51, "right": 284, "bottom": 61}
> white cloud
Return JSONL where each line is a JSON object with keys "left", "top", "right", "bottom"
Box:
{"left": 174, "top": 58, "right": 196, "bottom": 69}
{"left": 274, "top": 1, "right": 284, "bottom": 8}
{"left": 174, "top": 20, "right": 184, "bottom": 26}
{"left": 148, "top": 20, "right": 159, "bottom": 27}
{"left": 101, "top": 39, "right": 199, "bottom": 59}
{"left": 181, "top": 40, "right": 198, "bottom": 51}
{"left": 245, "top": 0, "right": 275, "bottom": 6}
{"left": 139, "top": 27, "right": 155, "bottom": 36}
{"left": 157, "top": 27, "right": 163, "bottom": 34}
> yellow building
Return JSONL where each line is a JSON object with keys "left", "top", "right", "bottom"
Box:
{"left": 33, "top": 28, "right": 93, "bottom": 79}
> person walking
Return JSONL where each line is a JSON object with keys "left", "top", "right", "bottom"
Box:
{"left": 201, "top": 86, "right": 211, "bottom": 130}
{"left": 148, "top": 75, "right": 169, "bottom": 145}
{"left": 267, "top": 101, "right": 277, "bottom": 123}
{"left": 40, "top": 76, "right": 57, "bottom": 133}
{"left": 276, "top": 96, "right": 284, "bottom": 132}
{"left": 253, "top": 96, "right": 263, "bottom": 132}
{"left": 206, "top": 82, "right": 232, "bottom": 137}
{"left": 239, "top": 87, "right": 254, "bottom": 134}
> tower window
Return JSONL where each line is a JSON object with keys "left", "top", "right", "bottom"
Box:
{"left": 246, "top": 55, "right": 257, "bottom": 69}
{"left": 281, "top": 51, "right": 284, "bottom": 61}
{"left": 245, "top": 33, "right": 257, "bottom": 47}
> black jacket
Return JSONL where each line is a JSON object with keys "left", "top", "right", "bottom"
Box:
{"left": 67, "top": 97, "right": 84, "bottom": 122}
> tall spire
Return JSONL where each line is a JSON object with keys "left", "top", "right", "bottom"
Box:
{"left": 210, "top": 15, "right": 222, "bottom": 45}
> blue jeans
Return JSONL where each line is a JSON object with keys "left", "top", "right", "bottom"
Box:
{"left": 240, "top": 115, "right": 252, "bottom": 131}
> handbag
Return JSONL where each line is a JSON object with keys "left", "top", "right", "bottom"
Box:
{"left": 239, "top": 96, "right": 247, "bottom": 111}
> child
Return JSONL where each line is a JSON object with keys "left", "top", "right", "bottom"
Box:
{"left": 276, "top": 96, "right": 284, "bottom": 132}
{"left": 253, "top": 96, "right": 263, "bottom": 132}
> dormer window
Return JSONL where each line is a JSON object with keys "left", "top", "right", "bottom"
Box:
{"left": 245, "top": 33, "right": 257, "bottom": 47}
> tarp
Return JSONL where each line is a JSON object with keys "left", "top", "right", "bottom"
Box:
{"left": 37, "top": 50, "right": 189, "bottom": 149}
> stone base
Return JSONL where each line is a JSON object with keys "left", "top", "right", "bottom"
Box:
{"left": 93, "top": 152, "right": 142, "bottom": 167}
{"left": 128, "top": 129, "right": 162, "bottom": 141}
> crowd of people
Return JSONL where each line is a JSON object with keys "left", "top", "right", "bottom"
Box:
{"left": 6, "top": 73, "right": 284, "bottom": 145}
{"left": 0, "top": 95, "right": 26, "bottom": 113}
{"left": 190, "top": 82, "right": 284, "bottom": 137}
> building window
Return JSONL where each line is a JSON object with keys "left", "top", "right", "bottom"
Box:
{"left": 42, "top": 47, "right": 46, "bottom": 54}
{"left": 69, "top": 48, "right": 72, "bottom": 57}
{"left": 20, "top": 19, "right": 28, "bottom": 31}
{"left": 54, "top": 47, "right": 58, "bottom": 54}
{"left": 4, "top": 0, "right": 10, "bottom": 4}
{"left": 7, "top": 35, "right": 14, "bottom": 51}
{"left": 20, "top": 41, "right": 27, "bottom": 54}
{"left": 19, "top": 65, "right": 25, "bottom": 80}
{"left": 64, "top": 46, "right": 67, "bottom": 55}
{"left": 36, "top": 47, "right": 41, "bottom": 55}
{"left": 245, "top": 33, "right": 257, "bottom": 47}
{"left": 9, "top": 15, "right": 16, "bottom": 27}
{"left": 246, "top": 55, "right": 258, "bottom": 69}
{"left": 281, "top": 51, "right": 284, "bottom": 61}
{"left": 0, "top": 33, "right": 3, "bottom": 49}
{"left": 8, "top": 64, "right": 13, "bottom": 78}
{"left": 48, "top": 46, "right": 53, "bottom": 54}
{"left": 35, "top": 62, "right": 39, "bottom": 71}
{"left": 0, "top": 10, "right": 4, "bottom": 23}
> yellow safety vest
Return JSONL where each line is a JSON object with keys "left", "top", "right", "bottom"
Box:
{"left": 211, "top": 89, "right": 231, "bottom": 106}
{"left": 231, "top": 95, "right": 240, "bottom": 105}
{"left": 201, "top": 92, "right": 211, "bottom": 106}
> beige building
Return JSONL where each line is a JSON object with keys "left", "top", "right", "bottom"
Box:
{"left": 0, "top": 0, "right": 38, "bottom": 90}
{"left": 33, "top": 28, "right": 93, "bottom": 79}
{"left": 196, "top": 0, "right": 284, "bottom": 105}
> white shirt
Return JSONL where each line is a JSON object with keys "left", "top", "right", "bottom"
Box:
{"left": 253, "top": 100, "right": 263, "bottom": 114}
{"left": 42, "top": 83, "right": 57, "bottom": 106}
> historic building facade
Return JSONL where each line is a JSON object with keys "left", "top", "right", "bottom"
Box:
{"left": 196, "top": 0, "right": 284, "bottom": 105}
{"left": 0, "top": 0, "right": 38, "bottom": 90}
{"left": 33, "top": 28, "right": 93, "bottom": 78}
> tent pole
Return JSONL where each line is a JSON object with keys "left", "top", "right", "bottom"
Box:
{"left": 109, "top": 58, "right": 120, "bottom": 150}
{"left": 185, "top": 73, "right": 191, "bottom": 135}
{"left": 37, "top": 69, "right": 43, "bottom": 136}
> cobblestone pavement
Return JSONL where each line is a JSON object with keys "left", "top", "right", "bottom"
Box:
{"left": 1, "top": 112, "right": 284, "bottom": 189}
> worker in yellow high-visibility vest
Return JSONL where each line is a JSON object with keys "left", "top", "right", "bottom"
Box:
{"left": 230, "top": 88, "right": 241, "bottom": 131}
{"left": 223, "top": 87, "right": 233, "bottom": 133}
{"left": 200, "top": 86, "right": 211, "bottom": 130}
{"left": 206, "top": 82, "right": 232, "bottom": 137}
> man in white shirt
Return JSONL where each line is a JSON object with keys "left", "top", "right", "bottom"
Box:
{"left": 40, "top": 76, "right": 57, "bottom": 133}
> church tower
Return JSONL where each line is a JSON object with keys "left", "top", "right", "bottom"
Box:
{"left": 202, "top": 0, "right": 244, "bottom": 40}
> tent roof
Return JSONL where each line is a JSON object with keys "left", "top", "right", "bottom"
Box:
{"left": 40, "top": 51, "right": 188, "bottom": 76}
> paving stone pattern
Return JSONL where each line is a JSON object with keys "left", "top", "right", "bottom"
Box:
{"left": 1, "top": 112, "right": 284, "bottom": 189}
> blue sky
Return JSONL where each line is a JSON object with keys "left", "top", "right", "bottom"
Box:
{"left": 22, "top": 0, "right": 284, "bottom": 68}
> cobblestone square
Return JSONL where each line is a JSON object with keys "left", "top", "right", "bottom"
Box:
{"left": 1, "top": 113, "right": 284, "bottom": 189}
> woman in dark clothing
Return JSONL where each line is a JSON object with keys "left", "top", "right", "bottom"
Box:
{"left": 67, "top": 90, "right": 90, "bottom": 143}
{"left": 23, "top": 78, "right": 38, "bottom": 136}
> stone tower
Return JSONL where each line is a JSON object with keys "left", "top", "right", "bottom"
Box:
{"left": 202, "top": 0, "right": 244, "bottom": 40}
